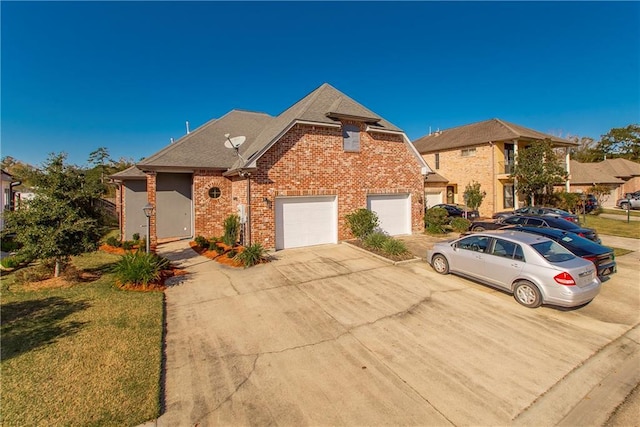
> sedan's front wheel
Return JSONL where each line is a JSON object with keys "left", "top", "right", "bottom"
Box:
{"left": 513, "top": 280, "right": 542, "bottom": 308}
{"left": 431, "top": 254, "right": 449, "bottom": 274}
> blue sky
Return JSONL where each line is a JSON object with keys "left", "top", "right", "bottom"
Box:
{"left": 2, "top": 1, "right": 639, "bottom": 167}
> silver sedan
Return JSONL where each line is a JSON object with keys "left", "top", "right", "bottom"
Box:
{"left": 426, "top": 230, "right": 601, "bottom": 308}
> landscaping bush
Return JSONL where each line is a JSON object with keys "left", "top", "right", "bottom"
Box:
{"left": 223, "top": 214, "right": 241, "bottom": 247}
{"left": 122, "top": 240, "right": 135, "bottom": 250}
{"left": 0, "top": 236, "right": 20, "bottom": 253}
{"left": 194, "top": 235, "right": 208, "bottom": 248}
{"left": 424, "top": 207, "right": 448, "bottom": 234}
{"left": 234, "top": 243, "right": 269, "bottom": 267}
{"left": 381, "top": 238, "right": 409, "bottom": 256}
{"left": 208, "top": 237, "right": 222, "bottom": 251}
{"left": 450, "top": 217, "right": 471, "bottom": 233}
{"left": 106, "top": 236, "right": 121, "bottom": 247}
{"left": 227, "top": 249, "right": 238, "bottom": 258}
{"left": 1, "top": 256, "right": 20, "bottom": 269}
{"left": 112, "top": 252, "right": 170, "bottom": 287}
{"left": 132, "top": 233, "right": 140, "bottom": 242}
{"left": 345, "top": 208, "right": 379, "bottom": 239}
{"left": 363, "top": 231, "right": 389, "bottom": 250}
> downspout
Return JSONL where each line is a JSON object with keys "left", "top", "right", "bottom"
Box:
{"left": 565, "top": 148, "right": 571, "bottom": 192}
{"left": 489, "top": 142, "right": 495, "bottom": 215}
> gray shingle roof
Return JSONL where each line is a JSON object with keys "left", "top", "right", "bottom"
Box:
{"left": 569, "top": 160, "right": 624, "bottom": 185}
{"left": 110, "top": 165, "right": 147, "bottom": 180}
{"left": 136, "top": 83, "right": 403, "bottom": 172}
{"left": 413, "top": 118, "right": 575, "bottom": 153}
{"left": 596, "top": 158, "right": 640, "bottom": 178}
{"left": 138, "top": 110, "right": 272, "bottom": 170}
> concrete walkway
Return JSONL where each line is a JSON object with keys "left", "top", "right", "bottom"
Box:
{"left": 143, "top": 238, "right": 639, "bottom": 426}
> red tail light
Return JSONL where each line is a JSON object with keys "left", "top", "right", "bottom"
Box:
{"left": 554, "top": 272, "right": 576, "bottom": 286}
{"left": 578, "top": 232, "right": 585, "bottom": 238}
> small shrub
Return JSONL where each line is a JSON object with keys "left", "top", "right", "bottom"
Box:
{"left": 214, "top": 244, "right": 225, "bottom": 255}
{"left": 363, "top": 231, "right": 389, "bottom": 250}
{"left": 425, "top": 207, "right": 448, "bottom": 234}
{"left": 450, "top": 217, "right": 471, "bottom": 233}
{"left": 227, "top": 249, "right": 238, "bottom": 258}
{"left": 194, "top": 235, "right": 208, "bottom": 248}
{"left": 106, "top": 236, "right": 121, "bottom": 247}
{"left": 223, "top": 215, "right": 241, "bottom": 247}
{"left": 122, "top": 241, "right": 134, "bottom": 250}
{"left": 14, "top": 264, "right": 51, "bottom": 285}
{"left": 234, "top": 243, "right": 269, "bottom": 267}
{"left": 132, "top": 233, "right": 140, "bottom": 242}
{"left": 1, "top": 256, "right": 20, "bottom": 269}
{"left": 112, "top": 252, "right": 170, "bottom": 287}
{"left": 381, "top": 238, "right": 409, "bottom": 256}
{"left": 345, "top": 209, "right": 379, "bottom": 239}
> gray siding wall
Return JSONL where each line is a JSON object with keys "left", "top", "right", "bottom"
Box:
{"left": 124, "top": 180, "right": 148, "bottom": 240}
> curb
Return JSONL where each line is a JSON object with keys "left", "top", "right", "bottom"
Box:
{"left": 341, "top": 241, "right": 422, "bottom": 265}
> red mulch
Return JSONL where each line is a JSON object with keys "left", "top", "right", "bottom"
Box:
{"left": 189, "top": 241, "right": 244, "bottom": 268}
{"left": 99, "top": 244, "right": 139, "bottom": 255}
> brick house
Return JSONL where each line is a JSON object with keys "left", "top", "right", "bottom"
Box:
{"left": 413, "top": 118, "right": 577, "bottom": 217}
{"left": 111, "top": 83, "right": 430, "bottom": 250}
{"left": 562, "top": 159, "right": 640, "bottom": 207}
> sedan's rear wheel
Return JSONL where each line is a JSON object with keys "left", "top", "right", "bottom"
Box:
{"left": 513, "top": 280, "right": 542, "bottom": 308}
{"left": 431, "top": 254, "right": 449, "bottom": 274}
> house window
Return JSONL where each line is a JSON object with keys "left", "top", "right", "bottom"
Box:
{"left": 435, "top": 153, "right": 440, "bottom": 170}
{"left": 461, "top": 148, "right": 476, "bottom": 157}
{"left": 342, "top": 124, "right": 360, "bottom": 152}
{"left": 208, "top": 187, "right": 222, "bottom": 199}
{"left": 504, "top": 184, "right": 515, "bottom": 208}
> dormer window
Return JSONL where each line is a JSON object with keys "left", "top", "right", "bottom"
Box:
{"left": 343, "top": 124, "right": 360, "bottom": 152}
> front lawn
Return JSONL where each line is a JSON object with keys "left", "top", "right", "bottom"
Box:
{"left": 0, "top": 251, "right": 164, "bottom": 426}
{"left": 580, "top": 215, "right": 640, "bottom": 239}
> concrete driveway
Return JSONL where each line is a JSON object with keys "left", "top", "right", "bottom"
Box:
{"left": 152, "top": 237, "right": 639, "bottom": 426}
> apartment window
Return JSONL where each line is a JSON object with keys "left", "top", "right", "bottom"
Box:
{"left": 435, "top": 153, "right": 440, "bottom": 170}
{"left": 461, "top": 148, "right": 476, "bottom": 157}
{"left": 342, "top": 124, "right": 360, "bottom": 152}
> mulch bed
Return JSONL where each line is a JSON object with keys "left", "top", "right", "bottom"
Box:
{"left": 189, "top": 242, "right": 244, "bottom": 268}
{"left": 347, "top": 239, "right": 416, "bottom": 262}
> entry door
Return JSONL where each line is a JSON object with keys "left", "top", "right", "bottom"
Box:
{"left": 275, "top": 196, "right": 337, "bottom": 250}
{"left": 156, "top": 173, "right": 192, "bottom": 239}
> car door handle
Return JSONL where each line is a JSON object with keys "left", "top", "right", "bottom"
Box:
{"left": 511, "top": 263, "right": 520, "bottom": 267}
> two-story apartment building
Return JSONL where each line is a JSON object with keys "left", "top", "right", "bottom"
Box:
{"left": 414, "top": 119, "right": 577, "bottom": 217}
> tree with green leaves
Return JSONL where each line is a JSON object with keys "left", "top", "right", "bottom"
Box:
{"left": 511, "top": 139, "right": 568, "bottom": 205}
{"left": 463, "top": 181, "right": 486, "bottom": 210}
{"left": 596, "top": 124, "right": 640, "bottom": 161}
{"left": 4, "top": 153, "right": 104, "bottom": 277}
{"left": 568, "top": 136, "right": 600, "bottom": 163}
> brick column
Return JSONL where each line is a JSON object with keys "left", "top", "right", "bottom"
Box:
{"left": 146, "top": 172, "right": 158, "bottom": 252}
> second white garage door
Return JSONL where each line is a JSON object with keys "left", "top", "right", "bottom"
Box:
{"left": 367, "top": 194, "right": 411, "bottom": 236}
{"left": 275, "top": 196, "right": 337, "bottom": 250}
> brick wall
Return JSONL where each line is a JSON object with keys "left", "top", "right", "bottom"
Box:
{"left": 247, "top": 122, "right": 425, "bottom": 248}
{"left": 193, "top": 170, "right": 233, "bottom": 238}
{"left": 423, "top": 144, "right": 496, "bottom": 216}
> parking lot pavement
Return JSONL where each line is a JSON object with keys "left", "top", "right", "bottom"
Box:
{"left": 153, "top": 239, "right": 640, "bottom": 426}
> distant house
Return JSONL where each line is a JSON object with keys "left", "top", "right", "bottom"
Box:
{"left": 1, "top": 170, "right": 14, "bottom": 230}
{"left": 413, "top": 119, "right": 577, "bottom": 217}
{"left": 564, "top": 159, "right": 640, "bottom": 207}
{"left": 111, "top": 83, "right": 430, "bottom": 250}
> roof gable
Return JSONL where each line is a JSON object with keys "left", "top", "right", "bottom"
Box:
{"left": 596, "top": 158, "right": 640, "bottom": 178}
{"left": 413, "top": 118, "right": 575, "bottom": 153}
{"left": 569, "top": 160, "right": 625, "bottom": 185}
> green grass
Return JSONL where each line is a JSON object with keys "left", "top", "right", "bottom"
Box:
{"left": 579, "top": 215, "right": 640, "bottom": 239}
{"left": 0, "top": 250, "right": 164, "bottom": 426}
{"left": 600, "top": 208, "right": 640, "bottom": 217}
{"left": 612, "top": 247, "right": 633, "bottom": 258}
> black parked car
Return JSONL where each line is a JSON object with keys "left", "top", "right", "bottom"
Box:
{"left": 469, "top": 215, "right": 601, "bottom": 243}
{"left": 431, "top": 204, "right": 479, "bottom": 220}
{"left": 493, "top": 206, "right": 579, "bottom": 224}
{"left": 508, "top": 226, "right": 616, "bottom": 280}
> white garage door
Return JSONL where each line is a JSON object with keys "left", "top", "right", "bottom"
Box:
{"left": 367, "top": 194, "right": 411, "bottom": 236}
{"left": 275, "top": 196, "right": 337, "bottom": 250}
{"left": 425, "top": 191, "right": 443, "bottom": 209}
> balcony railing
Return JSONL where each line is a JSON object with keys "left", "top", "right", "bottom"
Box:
{"left": 498, "top": 162, "right": 515, "bottom": 175}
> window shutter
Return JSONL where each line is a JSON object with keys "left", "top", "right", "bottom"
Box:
{"left": 343, "top": 124, "right": 360, "bottom": 152}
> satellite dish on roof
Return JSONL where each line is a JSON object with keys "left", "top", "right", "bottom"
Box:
{"left": 224, "top": 135, "right": 246, "bottom": 149}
